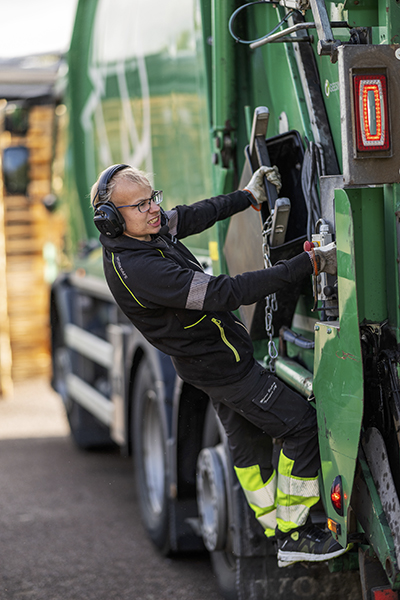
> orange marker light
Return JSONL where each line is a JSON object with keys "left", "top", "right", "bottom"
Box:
{"left": 327, "top": 518, "right": 341, "bottom": 536}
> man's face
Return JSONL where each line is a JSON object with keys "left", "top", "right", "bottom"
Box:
{"left": 112, "top": 178, "right": 161, "bottom": 241}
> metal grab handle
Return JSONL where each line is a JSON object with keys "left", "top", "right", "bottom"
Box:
{"left": 250, "top": 22, "right": 315, "bottom": 49}
{"left": 249, "top": 20, "right": 348, "bottom": 50}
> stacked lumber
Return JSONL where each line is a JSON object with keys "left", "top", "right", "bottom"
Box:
{"left": 0, "top": 170, "right": 12, "bottom": 397}
{"left": 0, "top": 104, "right": 65, "bottom": 392}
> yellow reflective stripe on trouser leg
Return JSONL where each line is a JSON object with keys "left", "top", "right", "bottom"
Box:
{"left": 234, "top": 464, "right": 277, "bottom": 537}
{"left": 276, "top": 450, "right": 319, "bottom": 534}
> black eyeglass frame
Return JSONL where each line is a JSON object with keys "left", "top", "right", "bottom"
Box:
{"left": 117, "top": 190, "right": 163, "bottom": 213}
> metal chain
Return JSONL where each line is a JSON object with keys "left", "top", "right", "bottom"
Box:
{"left": 262, "top": 216, "right": 278, "bottom": 372}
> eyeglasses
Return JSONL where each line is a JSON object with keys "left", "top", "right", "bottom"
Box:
{"left": 118, "top": 190, "right": 163, "bottom": 213}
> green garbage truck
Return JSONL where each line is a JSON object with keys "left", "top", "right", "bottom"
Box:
{"left": 50, "top": 0, "right": 400, "bottom": 597}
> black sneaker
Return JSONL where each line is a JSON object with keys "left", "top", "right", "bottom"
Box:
{"left": 276, "top": 524, "right": 350, "bottom": 567}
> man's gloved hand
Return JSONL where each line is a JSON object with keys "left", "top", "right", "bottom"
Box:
{"left": 244, "top": 165, "right": 282, "bottom": 205}
{"left": 305, "top": 241, "right": 337, "bottom": 275}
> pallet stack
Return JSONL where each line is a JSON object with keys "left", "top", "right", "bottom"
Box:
{"left": 0, "top": 103, "right": 65, "bottom": 395}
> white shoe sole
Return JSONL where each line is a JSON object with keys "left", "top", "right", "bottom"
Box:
{"left": 277, "top": 544, "right": 350, "bottom": 568}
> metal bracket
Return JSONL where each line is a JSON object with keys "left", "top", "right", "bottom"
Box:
{"left": 308, "top": 0, "right": 341, "bottom": 62}
{"left": 254, "top": 0, "right": 344, "bottom": 63}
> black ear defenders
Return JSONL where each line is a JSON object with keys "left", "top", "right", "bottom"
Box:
{"left": 92, "top": 163, "right": 129, "bottom": 238}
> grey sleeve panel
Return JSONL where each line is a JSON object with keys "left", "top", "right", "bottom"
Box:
{"left": 185, "top": 271, "right": 211, "bottom": 310}
{"left": 165, "top": 209, "right": 178, "bottom": 236}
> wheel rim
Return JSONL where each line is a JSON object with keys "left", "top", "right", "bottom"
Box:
{"left": 142, "top": 389, "right": 165, "bottom": 515}
{"left": 197, "top": 446, "right": 227, "bottom": 551}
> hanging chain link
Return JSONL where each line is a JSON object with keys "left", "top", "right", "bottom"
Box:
{"left": 262, "top": 216, "right": 279, "bottom": 372}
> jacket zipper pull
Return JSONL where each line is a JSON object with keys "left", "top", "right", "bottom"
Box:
{"left": 211, "top": 318, "right": 240, "bottom": 363}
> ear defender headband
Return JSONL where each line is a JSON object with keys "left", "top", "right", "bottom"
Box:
{"left": 92, "top": 164, "right": 130, "bottom": 238}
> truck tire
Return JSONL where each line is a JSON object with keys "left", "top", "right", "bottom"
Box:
{"left": 201, "top": 402, "right": 238, "bottom": 600}
{"left": 209, "top": 550, "right": 238, "bottom": 600}
{"left": 132, "top": 356, "right": 171, "bottom": 555}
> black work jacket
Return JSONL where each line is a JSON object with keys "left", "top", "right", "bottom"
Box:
{"left": 100, "top": 190, "right": 312, "bottom": 388}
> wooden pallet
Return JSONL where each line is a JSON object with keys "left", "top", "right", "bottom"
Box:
{"left": 0, "top": 104, "right": 66, "bottom": 393}
{"left": 0, "top": 175, "right": 12, "bottom": 396}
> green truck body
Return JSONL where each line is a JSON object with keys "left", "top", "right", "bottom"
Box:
{"left": 51, "top": 1, "right": 400, "bottom": 597}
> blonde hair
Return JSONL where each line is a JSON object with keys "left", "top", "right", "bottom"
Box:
{"left": 91, "top": 166, "right": 152, "bottom": 207}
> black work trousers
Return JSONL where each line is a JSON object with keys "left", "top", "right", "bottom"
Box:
{"left": 199, "top": 360, "right": 321, "bottom": 535}
{"left": 200, "top": 360, "right": 320, "bottom": 479}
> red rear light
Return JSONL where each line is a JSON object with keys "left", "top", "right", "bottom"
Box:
{"left": 353, "top": 74, "right": 390, "bottom": 152}
{"left": 330, "top": 475, "right": 344, "bottom": 516}
{"left": 371, "top": 587, "right": 399, "bottom": 600}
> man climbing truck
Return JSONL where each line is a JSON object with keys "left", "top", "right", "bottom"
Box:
{"left": 50, "top": 0, "right": 400, "bottom": 598}
{"left": 91, "top": 162, "right": 341, "bottom": 567}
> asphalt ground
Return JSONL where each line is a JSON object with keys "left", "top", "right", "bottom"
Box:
{"left": 0, "top": 378, "right": 222, "bottom": 600}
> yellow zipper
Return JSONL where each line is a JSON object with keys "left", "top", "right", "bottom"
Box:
{"left": 211, "top": 318, "right": 240, "bottom": 362}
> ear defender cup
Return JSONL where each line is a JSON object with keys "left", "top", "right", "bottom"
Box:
{"left": 93, "top": 201, "right": 126, "bottom": 238}
{"left": 92, "top": 163, "right": 129, "bottom": 238}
